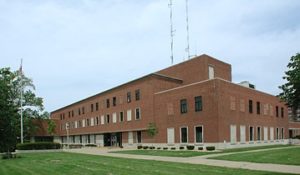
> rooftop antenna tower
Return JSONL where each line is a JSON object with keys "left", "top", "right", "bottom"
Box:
{"left": 185, "top": 0, "right": 191, "bottom": 59}
{"left": 168, "top": 0, "right": 175, "bottom": 65}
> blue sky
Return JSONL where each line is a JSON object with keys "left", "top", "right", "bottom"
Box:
{"left": 1, "top": 0, "right": 300, "bottom": 112}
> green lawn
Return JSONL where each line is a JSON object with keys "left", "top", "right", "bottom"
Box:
{"left": 211, "top": 146, "right": 300, "bottom": 165}
{"left": 112, "top": 145, "right": 290, "bottom": 157}
{"left": 0, "top": 152, "right": 291, "bottom": 175}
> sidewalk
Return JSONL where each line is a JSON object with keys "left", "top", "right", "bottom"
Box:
{"left": 65, "top": 147, "right": 300, "bottom": 174}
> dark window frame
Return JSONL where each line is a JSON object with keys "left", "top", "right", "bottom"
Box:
{"left": 195, "top": 96, "right": 202, "bottom": 112}
{"left": 135, "top": 89, "right": 140, "bottom": 101}
{"left": 127, "top": 92, "right": 131, "bottom": 103}
{"left": 180, "top": 99, "right": 188, "bottom": 114}
{"left": 256, "top": 101, "right": 260, "bottom": 115}
{"left": 181, "top": 127, "right": 188, "bottom": 143}
{"left": 113, "top": 97, "right": 117, "bottom": 106}
{"left": 249, "top": 100, "right": 253, "bottom": 114}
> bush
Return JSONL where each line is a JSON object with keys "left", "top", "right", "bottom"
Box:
{"left": 171, "top": 147, "right": 176, "bottom": 150}
{"left": 157, "top": 147, "right": 161, "bottom": 150}
{"left": 85, "top": 144, "right": 97, "bottom": 147}
{"left": 137, "top": 145, "right": 143, "bottom": 149}
{"left": 198, "top": 147, "right": 203, "bottom": 151}
{"left": 119, "top": 146, "right": 124, "bottom": 148}
{"left": 206, "top": 146, "right": 215, "bottom": 151}
{"left": 143, "top": 146, "right": 149, "bottom": 150}
{"left": 68, "top": 144, "right": 82, "bottom": 149}
{"left": 163, "top": 147, "right": 168, "bottom": 150}
{"left": 16, "top": 142, "right": 61, "bottom": 150}
{"left": 149, "top": 146, "right": 155, "bottom": 150}
{"left": 179, "top": 146, "right": 185, "bottom": 150}
{"left": 293, "top": 135, "right": 300, "bottom": 139}
{"left": 186, "top": 145, "right": 194, "bottom": 150}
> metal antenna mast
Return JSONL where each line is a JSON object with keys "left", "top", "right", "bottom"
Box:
{"left": 168, "top": 0, "right": 175, "bottom": 65}
{"left": 185, "top": 0, "right": 191, "bottom": 59}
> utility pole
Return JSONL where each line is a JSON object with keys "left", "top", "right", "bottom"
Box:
{"left": 20, "top": 59, "right": 24, "bottom": 144}
{"left": 169, "top": 0, "right": 175, "bottom": 65}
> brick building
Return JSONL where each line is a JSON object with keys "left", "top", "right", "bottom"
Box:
{"left": 50, "top": 54, "right": 292, "bottom": 149}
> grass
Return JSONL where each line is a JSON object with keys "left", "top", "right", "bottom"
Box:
{"left": 211, "top": 146, "right": 300, "bottom": 165}
{"left": 0, "top": 152, "right": 292, "bottom": 175}
{"left": 112, "top": 145, "right": 290, "bottom": 157}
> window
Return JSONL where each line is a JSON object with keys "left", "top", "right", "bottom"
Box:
{"left": 96, "top": 102, "right": 99, "bottom": 111}
{"left": 106, "top": 114, "right": 110, "bottom": 124}
{"left": 180, "top": 99, "right": 188, "bottom": 114}
{"left": 281, "top": 107, "right": 284, "bottom": 118}
{"left": 137, "top": 131, "right": 142, "bottom": 143}
{"left": 112, "top": 113, "right": 117, "bottom": 123}
{"left": 230, "top": 125, "right": 237, "bottom": 144}
{"left": 249, "top": 100, "right": 253, "bottom": 113}
{"left": 276, "top": 128, "right": 279, "bottom": 140}
{"left": 72, "top": 110, "right": 74, "bottom": 117}
{"left": 106, "top": 99, "right": 110, "bottom": 108}
{"left": 86, "top": 119, "right": 90, "bottom": 126}
{"left": 127, "top": 109, "right": 132, "bottom": 121}
{"left": 230, "top": 96, "right": 236, "bottom": 110}
{"left": 249, "top": 126, "right": 254, "bottom": 141}
{"left": 135, "top": 89, "right": 140, "bottom": 101}
{"left": 257, "top": 127, "right": 261, "bottom": 141}
{"left": 68, "top": 111, "right": 71, "bottom": 118}
{"left": 181, "top": 127, "right": 188, "bottom": 143}
{"left": 195, "top": 126, "right": 203, "bottom": 143}
{"left": 208, "top": 65, "right": 214, "bottom": 79}
{"left": 119, "top": 112, "right": 124, "bottom": 122}
{"left": 281, "top": 128, "right": 284, "bottom": 139}
{"left": 127, "top": 92, "right": 131, "bottom": 103}
{"left": 195, "top": 96, "right": 202, "bottom": 112}
{"left": 240, "top": 99, "right": 245, "bottom": 112}
{"left": 91, "top": 104, "right": 94, "bottom": 112}
{"left": 96, "top": 117, "right": 99, "bottom": 125}
{"left": 82, "top": 107, "right": 85, "bottom": 114}
{"left": 135, "top": 108, "right": 141, "bottom": 120}
{"left": 78, "top": 108, "right": 81, "bottom": 115}
{"left": 256, "top": 101, "right": 260, "bottom": 115}
{"left": 276, "top": 106, "right": 279, "bottom": 117}
{"left": 167, "top": 103, "right": 174, "bottom": 115}
{"left": 113, "top": 97, "right": 116, "bottom": 106}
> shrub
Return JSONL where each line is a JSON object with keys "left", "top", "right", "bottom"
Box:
{"left": 149, "top": 146, "right": 155, "bottom": 150}
{"left": 69, "top": 144, "right": 82, "bottom": 149}
{"left": 137, "top": 145, "right": 143, "bottom": 149}
{"left": 143, "top": 146, "right": 149, "bottom": 150}
{"left": 171, "top": 147, "right": 176, "bottom": 150}
{"left": 85, "top": 144, "right": 97, "bottom": 147}
{"left": 119, "top": 146, "right": 124, "bottom": 148}
{"left": 186, "top": 145, "right": 194, "bottom": 150}
{"left": 179, "top": 146, "right": 185, "bottom": 150}
{"left": 198, "top": 147, "right": 203, "bottom": 151}
{"left": 157, "top": 147, "right": 161, "bottom": 150}
{"left": 293, "top": 135, "right": 300, "bottom": 139}
{"left": 206, "top": 146, "right": 215, "bottom": 151}
{"left": 16, "top": 142, "right": 61, "bottom": 150}
{"left": 163, "top": 147, "right": 168, "bottom": 150}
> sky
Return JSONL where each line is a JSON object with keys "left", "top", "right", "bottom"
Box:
{"left": 1, "top": 0, "right": 300, "bottom": 113}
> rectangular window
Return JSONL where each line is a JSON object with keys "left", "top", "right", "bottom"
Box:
{"left": 96, "top": 102, "right": 99, "bottom": 111}
{"left": 195, "top": 126, "right": 203, "bottom": 143}
{"left": 135, "top": 89, "right": 140, "bottom": 101}
{"left": 72, "top": 110, "right": 74, "bottom": 117}
{"left": 230, "top": 96, "right": 236, "bottom": 110}
{"left": 281, "top": 128, "right": 284, "bottom": 139}
{"left": 137, "top": 131, "right": 142, "bottom": 143}
{"left": 180, "top": 99, "right": 188, "bottom": 114}
{"left": 127, "top": 109, "right": 132, "bottom": 121}
{"left": 208, "top": 66, "right": 214, "bottom": 79}
{"left": 112, "top": 113, "right": 117, "bottom": 123}
{"left": 249, "top": 126, "right": 254, "bottom": 141}
{"left": 276, "top": 106, "right": 279, "bottom": 117}
{"left": 249, "top": 100, "right": 253, "bottom": 114}
{"left": 281, "top": 107, "right": 284, "bottom": 118}
{"left": 82, "top": 107, "right": 85, "bottom": 114}
{"left": 119, "top": 112, "right": 124, "bottom": 122}
{"left": 181, "top": 127, "right": 188, "bottom": 143}
{"left": 96, "top": 117, "right": 99, "bottom": 125}
{"left": 135, "top": 108, "right": 141, "bottom": 120}
{"left": 257, "top": 127, "right": 261, "bottom": 141}
{"left": 106, "top": 114, "right": 110, "bottom": 124}
{"left": 276, "top": 128, "right": 279, "bottom": 140}
{"left": 68, "top": 111, "right": 71, "bottom": 118}
{"left": 91, "top": 104, "right": 94, "bottom": 112}
{"left": 78, "top": 108, "right": 81, "bottom": 115}
{"left": 127, "top": 92, "right": 131, "bottom": 103}
{"left": 195, "top": 96, "right": 202, "bottom": 112}
{"left": 106, "top": 99, "right": 110, "bottom": 108}
{"left": 113, "top": 97, "right": 116, "bottom": 106}
{"left": 240, "top": 125, "right": 246, "bottom": 143}
{"left": 256, "top": 101, "right": 260, "bottom": 115}
{"left": 240, "top": 99, "right": 245, "bottom": 112}
{"left": 86, "top": 119, "right": 90, "bottom": 126}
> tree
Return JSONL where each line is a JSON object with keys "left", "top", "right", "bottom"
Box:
{"left": 47, "top": 119, "right": 56, "bottom": 136}
{"left": 0, "top": 67, "right": 48, "bottom": 153}
{"left": 147, "top": 122, "right": 158, "bottom": 138}
{"left": 279, "top": 53, "right": 300, "bottom": 120}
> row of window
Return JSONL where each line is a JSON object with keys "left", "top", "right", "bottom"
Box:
{"left": 60, "top": 89, "right": 141, "bottom": 120}
{"left": 167, "top": 126, "right": 203, "bottom": 144}
{"left": 248, "top": 100, "right": 284, "bottom": 117}
{"left": 61, "top": 108, "right": 141, "bottom": 130}
{"left": 180, "top": 96, "right": 203, "bottom": 114}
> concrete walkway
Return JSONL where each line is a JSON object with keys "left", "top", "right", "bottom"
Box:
{"left": 64, "top": 147, "right": 300, "bottom": 174}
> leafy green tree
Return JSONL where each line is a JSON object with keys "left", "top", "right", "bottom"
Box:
{"left": 279, "top": 53, "right": 300, "bottom": 120}
{"left": 47, "top": 119, "right": 56, "bottom": 136}
{"left": 147, "top": 122, "right": 158, "bottom": 138}
{"left": 0, "top": 67, "right": 48, "bottom": 151}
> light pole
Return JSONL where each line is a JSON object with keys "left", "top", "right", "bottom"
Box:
{"left": 66, "top": 122, "right": 70, "bottom": 149}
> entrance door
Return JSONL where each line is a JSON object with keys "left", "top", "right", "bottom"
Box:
{"left": 104, "top": 133, "right": 111, "bottom": 146}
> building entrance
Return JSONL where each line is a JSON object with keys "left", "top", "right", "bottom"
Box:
{"left": 104, "top": 132, "right": 122, "bottom": 147}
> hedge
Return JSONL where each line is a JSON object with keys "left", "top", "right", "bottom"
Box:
{"left": 186, "top": 145, "right": 194, "bottom": 150}
{"left": 206, "top": 146, "right": 215, "bottom": 151}
{"left": 16, "top": 142, "right": 61, "bottom": 150}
